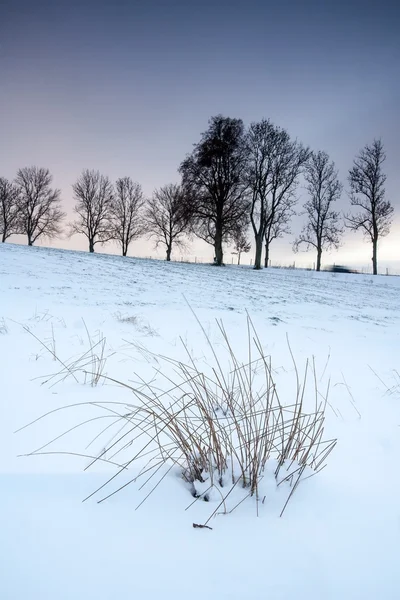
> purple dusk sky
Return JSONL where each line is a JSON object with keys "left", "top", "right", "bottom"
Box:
{"left": 1, "top": 0, "right": 399, "bottom": 266}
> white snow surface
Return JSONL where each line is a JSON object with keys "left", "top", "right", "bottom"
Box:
{"left": 1, "top": 243, "right": 399, "bottom": 600}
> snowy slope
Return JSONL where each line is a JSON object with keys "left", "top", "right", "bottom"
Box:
{"left": 0, "top": 243, "right": 399, "bottom": 600}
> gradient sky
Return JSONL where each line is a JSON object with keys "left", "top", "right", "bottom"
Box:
{"left": 1, "top": 0, "right": 399, "bottom": 267}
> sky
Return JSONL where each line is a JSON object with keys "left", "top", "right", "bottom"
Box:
{"left": 1, "top": 0, "right": 399, "bottom": 269}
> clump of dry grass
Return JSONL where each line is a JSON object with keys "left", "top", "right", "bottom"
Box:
{"left": 20, "top": 314, "right": 336, "bottom": 523}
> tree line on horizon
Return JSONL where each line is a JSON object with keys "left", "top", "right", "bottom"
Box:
{"left": 0, "top": 115, "right": 394, "bottom": 274}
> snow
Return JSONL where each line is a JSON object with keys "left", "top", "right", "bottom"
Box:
{"left": 1, "top": 242, "right": 399, "bottom": 599}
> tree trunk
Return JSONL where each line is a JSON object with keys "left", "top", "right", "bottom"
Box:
{"left": 214, "top": 229, "right": 223, "bottom": 266}
{"left": 237, "top": 252, "right": 241, "bottom": 265}
{"left": 316, "top": 248, "right": 322, "bottom": 272}
{"left": 253, "top": 235, "right": 263, "bottom": 270}
{"left": 89, "top": 239, "right": 94, "bottom": 253}
{"left": 264, "top": 242, "right": 270, "bottom": 268}
{"left": 166, "top": 244, "right": 172, "bottom": 261}
{"left": 372, "top": 239, "right": 377, "bottom": 275}
{"left": 28, "top": 233, "right": 33, "bottom": 246}
{"left": 122, "top": 244, "right": 127, "bottom": 257}
{"left": 1, "top": 233, "right": 6, "bottom": 243}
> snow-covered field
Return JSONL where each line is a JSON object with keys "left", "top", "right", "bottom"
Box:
{"left": 1, "top": 242, "right": 399, "bottom": 600}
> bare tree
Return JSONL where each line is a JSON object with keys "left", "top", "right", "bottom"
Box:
{"left": 144, "top": 184, "right": 191, "bottom": 261}
{"left": 231, "top": 229, "right": 251, "bottom": 265}
{"left": 110, "top": 177, "right": 145, "bottom": 256}
{"left": 15, "top": 167, "right": 65, "bottom": 246}
{"left": 244, "top": 119, "right": 309, "bottom": 269}
{"left": 180, "top": 115, "right": 249, "bottom": 265}
{"left": 0, "top": 177, "right": 20, "bottom": 242}
{"left": 71, "top": 170, "right": 114, "bottom": 253}
{"left": 346, "top": 139, "right": 393, "bottom": 275}
{"left": 294, "top": 151, "right": 343, "bottom": 271}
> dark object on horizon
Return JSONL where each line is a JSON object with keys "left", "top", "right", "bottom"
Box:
{"left": 327, "top": 265, "right": 355, "bottom": 274}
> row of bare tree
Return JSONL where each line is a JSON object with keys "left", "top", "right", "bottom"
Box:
{"left": 70, "top": 172, "right": 190, "bottom": 259}
{"left": 0, "top": 169, "right": 190, "bottom": 260}
{"left": 0, "top": 115, "right": 394, "bottom": 274}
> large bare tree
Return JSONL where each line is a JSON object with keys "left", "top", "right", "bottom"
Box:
{"left": 144, "top": 184, "right": 191, "bottom": 261}
{"left": 71, "top": 170, "right": 114, "bottom": 253}
{"left": 179, "top": 115, "right": 248, "bottom": 265}
{"left": 346, "top": 139, "right": 393, "bottom": 275}
{"left": 244, "top": 119, "right": 309, "bottom": 269}
{"left": 0, "top": 177, "right": 20, "bottom": 242}
{"left": 15, "top": 167, "right": 65, "bottom": 246}
{"left": 294, "top": 151, "right": 343, "bottom": 271}
{"left": 110, "top": 177, "right": 145, "bottom": 256}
